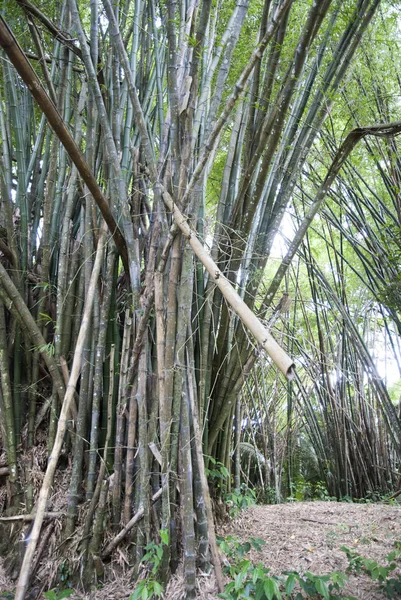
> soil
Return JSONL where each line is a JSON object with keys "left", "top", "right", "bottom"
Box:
{"left": 1, "top": 501, "right": 401, "bottom": 599}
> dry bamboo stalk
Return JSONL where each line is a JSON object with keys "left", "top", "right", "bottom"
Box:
{"left": 187, "top": 353, "right": 224, "bottom": 592}
{"left": 162, "top": 191, "right": 295, "bottom": 378}
{"left": 0, "top": 512, "right": 62, "bottom": 522}
{"left": 14, "top": 229, "right": 108, "bottom": 600}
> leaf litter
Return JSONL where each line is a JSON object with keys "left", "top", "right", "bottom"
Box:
{"left": 223, "top": 500, "right": 401, "bottom": 599}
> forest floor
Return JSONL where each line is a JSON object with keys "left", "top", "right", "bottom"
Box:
{"left": 1, "top": 501, "right": 401, "bottom": 599}
{"left": 217, "top": 500, "right": 401, "bottom": 600}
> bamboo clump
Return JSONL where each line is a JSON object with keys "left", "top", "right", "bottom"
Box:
{"left": 0, "top": 1, "right": 399, "bottom": 599}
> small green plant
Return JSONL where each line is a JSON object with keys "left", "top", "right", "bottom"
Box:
{"left": 206, "top": 457, "right": 230, "bottom": 484}
{"left": 42, "top": 560, "right": 78, "bottom": 600}
{"left": 313, "top": 481, "right": 332, "bottom": 501}
{"left": 225, "top": 483, "right": 256, "bottom": 518}
{"left": 342, "top": 543, "right": 401, "bottom": 598}
{"left": 43, "top": 590, "right": 74, "bottom": 600}
{"left": 217, "top": 535, "right": 266, "bottom": 560}
{"left": 130, "top": 530, "right": 169, "bottom": 600}
{"left": 286, "top": 570, "right": 352, "bottom": 599}
{"left": 288, "top": 480, "right": 334, "bottom": 502}
{"left": 255, "top": 486, "right": 279, "bottom": 504}
{"left": 218, "top": 536, "right": 352, "bottom": 599}
{"left": 32, "top": 341, "right": 55, "bottom": 356}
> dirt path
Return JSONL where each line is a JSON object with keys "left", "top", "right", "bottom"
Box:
{"left": 223, "top": 501, "right": 401, "bottom": 599}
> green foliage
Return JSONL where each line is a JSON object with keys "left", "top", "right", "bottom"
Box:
{"left": 43, "top": 590, "right": 74, "bottom": 600}
{"left": 225, "top": 483, "right": 256, "bottom": 518}
{"left": 218, "top": 535, "right": 353, "bottom": 599}
{"left": 38, "top": 312, "right": 54, "bottom": 326}
{"left": 255, "top": 486, "right": 279, "bottom": 505}
{"left": 342, "top": 543, "right": 401, "bottom": 598}
{"left": 217, "top": 535, "right": 266, "bottom": 560}
{"left": 0, "top": 591, "right": 79, "bottom": 600}
{"left": 32, "top": 341, "right": 55, "bottom": 357}
{"left": 57, "top": 560, "right": 73, "bottom": 589}
{"left": 206, "top": 456, "right": 230, "bottom": 483}
{"left": 129, "top": 530, "right": 169, "bottom": 600}
{"left": 356, "top": 489, "right": 397, "bottom": 504}
{"left": 185, "top": 33, "right": 198, "bottom": 49}
{"left": 287, "top": 480, "right": 334, "bottom": 503}
{"left": 130, "top": 580, "right": 164, "bottom": 600}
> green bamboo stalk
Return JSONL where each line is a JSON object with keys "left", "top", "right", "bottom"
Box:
{"left": 0, "top": 302, "right": 18, "bottom": 497}
{"left": 186, "top": 338, "right": 209, "bottom": 572}
{"left": 135, "top": 341, "right": 150, "bottom": 564}
{"left": 86, "top": 249, "right": 116, "bottom": 499}
{"left": 82, "top": 343, "right": 115, "bottom": 580}
{"left": 180, "top": 378, "right": 196, "bottom": 599}
{"left": 112, "top": 309, "right": 132, "bottom": 529}
{"left": 123, "top": 378, "right": 138, "bottom": 524}
{"left": 65, "top": 221, "right": 106, "bottom": 536}
{"left": 154, "top": 269, "right": 171, "bottom": 576}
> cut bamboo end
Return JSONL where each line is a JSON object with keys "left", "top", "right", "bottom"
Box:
{"left": 286, "top": 364, "right": 296, "bottom": 381}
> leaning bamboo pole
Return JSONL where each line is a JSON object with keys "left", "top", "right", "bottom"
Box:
{"left": 0, "top": 16, "right": 129, "bottom": 274}
{"left": 14, "top": 229, "right": 108, "bottom": 600}
{"left": 161, "top": 191, "right": 295, "bottom": 377}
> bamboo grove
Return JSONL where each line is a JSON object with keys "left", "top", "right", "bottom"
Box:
{"left": 0, "top": 0, "right": 401, "bottom": 597}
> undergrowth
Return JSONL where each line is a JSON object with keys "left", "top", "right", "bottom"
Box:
{"left": 342, "top": 543, "right": 401, "bottom": 598}
{"left": 129, "top": 529, "right": 169, "bottom": 600}
{"left": 217, "top": 536, "right": 352, "bottom": 599}
{"left": 3, "top": 536, "right": 401, "bottom": 600}
{"left": 217, "top": 535, "right": 401, "bottom": 600}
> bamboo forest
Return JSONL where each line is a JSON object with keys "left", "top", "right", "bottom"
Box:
{"left": 1, "top": 0, "right": 401, "bottom": 598}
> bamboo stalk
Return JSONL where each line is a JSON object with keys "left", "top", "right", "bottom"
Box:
{"left": 0, "top": 303, "right": 18, "bottom": 486}
{"left": 14, "top": 228, "right": 108, "bottom": 600}
{"left": 180, "top": 381, "right": 196, "bottom": 599}
{"left": 187, "top": 352, "right": 224, "bottom": 592}
{"left": 0, "top": 268, "right": 65, "bottom": 403}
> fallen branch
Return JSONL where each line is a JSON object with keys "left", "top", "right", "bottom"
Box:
{"left": 0, "top": 512, "right": 63, "bottom": 522}
{"left": 299, "top": 518, "right": 337, "bottom": 525}
{"left": 101, "top": 488, "right": 163, "bottom": 559}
